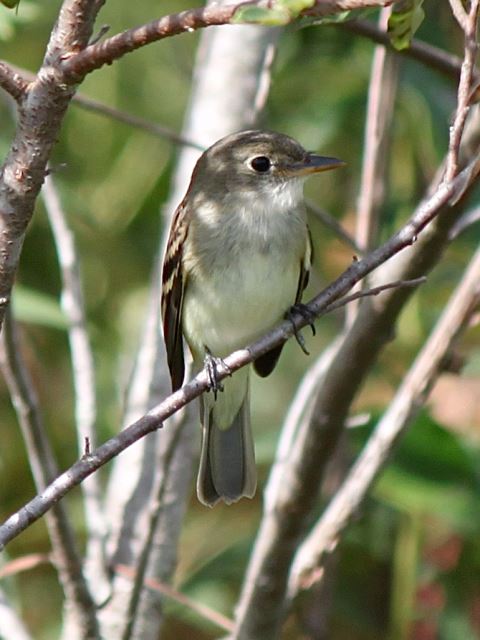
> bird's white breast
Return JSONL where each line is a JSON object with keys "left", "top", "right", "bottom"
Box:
{"left": 182, "top": 181, "right": 308, "bottom": 361}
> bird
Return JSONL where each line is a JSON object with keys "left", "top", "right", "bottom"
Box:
{"left": 161, "top": 129, "right": 343, "bottom": 506}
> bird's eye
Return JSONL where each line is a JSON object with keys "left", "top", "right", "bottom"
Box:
{"left": 250, "top": 156, "right": 271, "bottom": 173}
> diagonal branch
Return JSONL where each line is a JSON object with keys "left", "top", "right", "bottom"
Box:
{"left": 0, "top": 156, "right": 473, "bottom": 551}
{"left": 59, "top": 0, "right": 389, "bottom": 82}
{"left": 3, "top": 61, "right": 204, "bottom": 149}
{"left": 288, "top": 243, "right": 480, "bottom": 599}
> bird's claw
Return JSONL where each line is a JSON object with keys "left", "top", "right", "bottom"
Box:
{"left": 285, "top": 303, "right": 316, "bottom": 356}
{"left": 204, "top": 351, "right": 231, "bottom": 400}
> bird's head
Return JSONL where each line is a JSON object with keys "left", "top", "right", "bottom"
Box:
{"left": 190, "top": 130, "right": 344, "bottom": 202}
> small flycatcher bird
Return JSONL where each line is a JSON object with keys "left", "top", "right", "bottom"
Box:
{"left": 161, "top": 130, "right": 343, "bottom": 507}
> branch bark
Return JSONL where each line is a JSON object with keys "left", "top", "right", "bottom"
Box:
{"left": 347, "top": 5, "right": 399, "bottom": 325}
{"left": 42, "top": 176, "right": 110, "bottom": 605}
{"left": 0, "top": 0, "right": 102, "bottom": 329}
{"left": 0, "top": 61, "right": 28, "bottom": 102}
{"left": 58, "top": 0, "right": 390, "bottom": 82}
{"left": 288, "top": 243, "right": 480, "bottom": 599}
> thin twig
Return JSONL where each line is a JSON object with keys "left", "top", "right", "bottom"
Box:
{"left": 71, "top": 93, "right": 204, "bottom": 150}
{"left": 305, "top": 198, "right": 362, "bottom": 253}
{"left": 116, "top": 564, "right": 235, "bottom": 633}
{"left": 288, "top": 244, "right": 480, "bottom": 599}
{"left": 355, "top": 7, "right": 398, "bottom": 254}
{"left": 348, "top": 6, "right": 399, "bottom": 324}
{"left": 0, "top": 154, "right": 473, "bottom": 550}
{"left": 341, "top": 19, "right": 468, "bottom": 83}
{"left": 4, "top": 61, "right": 204, "bottom": 150}
{"left": 445, "top": 0, "right": 480, "bottom": 182}
{"left": 42, "top": 175, "right": 110, "bottom": 602}
{"left": 253, "top": 41, "right": 277, "bottom": 117}
{"left": 0, "top": 554, "right": 52, "bottom": 578}
{"left": 0, "top": 61, "right": 28, "bottom": 102}
{"left": 324, "top": 276, "right": 426, "bottom": 315}
{"left": 449, "top": 0, "right": 469, "bottom": 31}
{"left": 449, "top": 204, "right": 480, "bottom": 238}
{"left": 0, "top": 310, "right": 100, "bottom": 638}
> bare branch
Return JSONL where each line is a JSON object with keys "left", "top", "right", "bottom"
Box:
{"left": 115, "top": 564, "right": 235, "bottom": 633}
{"left": 355, "top": 7, "right": 398, "bottom": 254}
{"left": 0, "top": 553, "right": 51, "bottom": 578}
{"left": 0, "top": 311, "right": 100, "bottom": 639}
{"left": 341, "top": 19, "right": 468, "bottom": 82}
{"left": 305, "top": 198, "right": 362, "bottom": 253}
{"left": 325, "top": 276, "right": 427, "bottom": 314}
{"left": 253, "top": 41, "right": 277, "bottom": 117}
{"left": 449, "top": 0, "right": 469, "bottom": 31}
{"left": 445, "top": 0, "right": 480, "bottom": 182}
{"left": 59, "top": 0, "right": 390, "bottom": 82}
{"left": 449, "top": 204, "right": 480, "bottom": 238}
{"left": 70, "top": 93, "right": 204, "bottom": 149}
{"left": 0, "top": 157, "right": 472, "bottom": 551}
{"left": 0, "top": 0, "right": 103, "bottom": 330}
{"left": 348, "top": 6, "right": 399, "bottom": 324}
{"left": 4, "top": 61, "right": 204, "bottom": 149}
{"left": 42, "top": 175, "right": 110, "bottom": 602}
{"left": 288, "top": 244, "right": 480, "bottom": 599}
{"left": 0, "top": 61, "right": 28, "bottom": 102}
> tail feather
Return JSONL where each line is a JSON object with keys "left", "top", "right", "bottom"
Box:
{"left": 197, "top": 385, "right": 256, "bottom": 507}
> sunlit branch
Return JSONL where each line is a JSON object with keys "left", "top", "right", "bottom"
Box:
{"left": 0, "top": 155, "right": 471, "bottom": 550}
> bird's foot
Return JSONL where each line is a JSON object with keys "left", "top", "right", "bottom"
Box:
{"left": 204, "top": 350, "right": 231, "bottom": 401}
{"left": 285, "top": 303, "right": 316, "bottom": 356}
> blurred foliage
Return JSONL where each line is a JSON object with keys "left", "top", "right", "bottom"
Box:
{"left": 0, "top": 1, "right": 479, "bottom": 639}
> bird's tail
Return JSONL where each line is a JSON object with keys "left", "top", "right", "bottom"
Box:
{"left": 197, "top": 372, "right": 256, "bottom": 507}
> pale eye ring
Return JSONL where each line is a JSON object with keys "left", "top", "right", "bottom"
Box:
{"left": 250, "top": 156, "right": 271, "bottom": 173}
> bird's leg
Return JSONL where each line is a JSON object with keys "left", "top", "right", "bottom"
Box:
{"left": 285, "top": 304, "right": 316, "bottom": 356}
{"left": 204, "top": 348, "right": 232, "bottom": 401}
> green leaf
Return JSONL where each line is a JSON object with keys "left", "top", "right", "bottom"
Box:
{"left": 0, "top": 0, "right": 20, "bottom": 8}
{"left": 388, "top": 0, "right": 425, "bottom": 51}
{"left": 233, "top": 0, "right": 315, "bottom": 26}
{"left": 278, "top": 0, "right": 315, "bottom": 17}
{"left": 12, "top": 285, "right": 68, "bottom": 330}
{"left": 233, "top": 5, "right": 291, "bottom": 26}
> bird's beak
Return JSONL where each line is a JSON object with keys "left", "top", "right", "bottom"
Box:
{"left": 286, "top": 154, "right": 345, "bottom": 177}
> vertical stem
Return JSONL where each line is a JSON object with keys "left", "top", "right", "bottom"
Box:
{"left": 0, "top": 311, "right": 100, "bottom": 639}
{"left": 42, "top": 175, "right": 110, "bottom": 603}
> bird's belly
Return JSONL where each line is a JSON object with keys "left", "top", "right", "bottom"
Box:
{"left": 182, "top": 253, "right": 299, "bottom": 360}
